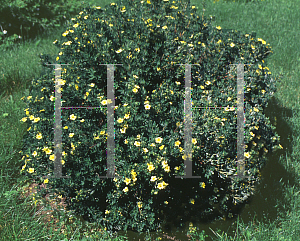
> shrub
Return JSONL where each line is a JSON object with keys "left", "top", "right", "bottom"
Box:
{"left": 18, "top": 0, "right": 282, "bottom": 236}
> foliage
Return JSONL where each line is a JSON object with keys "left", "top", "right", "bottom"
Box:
{"left": 18, "top": 0, "right": 282, "bottom": 235}
{"left": 0, "top": 0, "right": 90, "bottom": 50}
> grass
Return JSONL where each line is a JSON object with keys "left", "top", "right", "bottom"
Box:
{"left": 0, "top": 0, "right": 299, "bottom": 240}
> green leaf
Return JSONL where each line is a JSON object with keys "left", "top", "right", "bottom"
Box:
{"left": 35, "top": 39, "right": 41, "bottom": 47}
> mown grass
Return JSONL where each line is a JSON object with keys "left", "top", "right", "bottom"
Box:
{"left": 0, "top": 0, "right": 299, "bottom": 240}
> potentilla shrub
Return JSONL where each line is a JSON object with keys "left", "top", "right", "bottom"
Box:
{"left": 18, "top": 0, "right": 282, "bottom": 234}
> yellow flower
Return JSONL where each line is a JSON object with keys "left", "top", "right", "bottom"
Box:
{"left": 42, "top": 147, "right": 51, "bottom": 153}
{"left": 70, "top": 114, "right": 77, "bottom": 120}
{"left": 33, "top": 117, "right": 40, "bottom": 123}
{"left": 116, "top": 48, "right": 123, "bottom": 53}
{"left": 134, "top": 141, "right": 141, "bottom": 147}
{"left": 117, "top": 118, "right": 124, "bottom": 123}
{"left": 44, "top": 178, "right": 49, "bottom": 184}
{"left": 257, "top": 38, "right": 266, "bottom": 45}
{"left": 123, "top": 187, "right": 129, "bottom": 192}
{"left": 36, "top": 133, "right": 43, "bottom": 139}
{"left": 216, "top": 26, "right": 222, "bottom": 30}
{"left": 230, "top": 43, "right": 235, "bottom": 47}
{"left": 175, "top": 140, "right": 181, "bottom": 147}
{"left": 124, "top": 177, "right": 131, "bottom": 185}
{"left": 147, "top": 163, "right": 155, "bottom": 172}
{"left": 28, "top": 168, "right": 34, "bottom": 173}
{"left": 155, "top": 137, "right": 163, "bottom": 144}
{"left": 132, "top": 88, "right": 138, "bottom": 93}
{"left": 49, "top": 154, "right": 55, "bottom": 161}
{"left": 137, "top": 202, "right": 142, "bottom": 208}
{"left": 56, "top": 79, "right": 66, "bottom": 85}
{"left": 164, "top": 166, "right": 170, "bottom": 173}
{"left": 190, "top": 199, "right": 195, "bottom": 204}
{"left": 162, "top": 160, "right": 168, "bottom": 167}
{"left": 105, "top": 210, "right": 110, "bottom": 214}
{"left": 201, "top": 182, "right": 205, "bottom": 188}
{"left": 164, "top": 201, "right": 168, "bottom": 204}
{"left": 64, "top": 41, "right": 72, "bottom": 45}
{"left": 157, "top": 181, "right": 168, "bottom": 190}
{"left": 69, "top": 133, "right": 75, "bottom": 138}
{"left": 244, "top": 152, "right": 251, "bottom": 158}
{"left": 150, "top": 176, "right": 157, "bottom": 182}
{"left": 120, "top": 6, "right": 126, "bottom": 13}
{"left": 159, "top": 145, "right": 165, "bottom": 150}
{"left": 73, "top": 23, "right": 79, "bottom": 28}
{"left": 224, "top": 107, "right": 235, "bottom": 111}
{"left": 32, "top": 151, "right": 37, "bottom": 157}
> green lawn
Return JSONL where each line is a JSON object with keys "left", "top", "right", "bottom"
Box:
{"left": 0, "top": 0, "right": 299, "bottom": 240}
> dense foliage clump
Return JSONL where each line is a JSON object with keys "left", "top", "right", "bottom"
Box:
{"left": 0, "top": 0, "right": 88, "bottom": 49}
{"left": 18, "top": 0, "right": 282, "bottom": 234}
